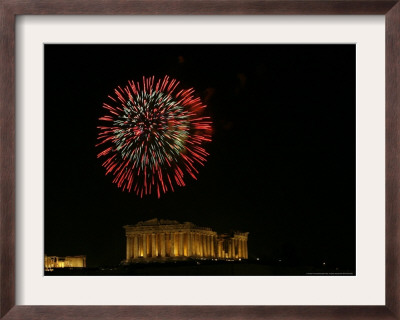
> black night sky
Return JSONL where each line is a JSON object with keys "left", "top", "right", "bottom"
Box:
{"left": 45, "top": 44, "right": 355, "bottom": 272}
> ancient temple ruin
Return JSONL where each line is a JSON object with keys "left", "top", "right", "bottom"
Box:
{"left": 124, "top": 218, "right": 249, "bottom": 262}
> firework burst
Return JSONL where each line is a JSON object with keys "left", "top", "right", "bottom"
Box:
{"left": 97, "top": 75, "right": 212, "bottom": 198}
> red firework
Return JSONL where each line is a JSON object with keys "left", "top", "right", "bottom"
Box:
{"left": 97, "top": 75, "right": 212, "bottom": 198}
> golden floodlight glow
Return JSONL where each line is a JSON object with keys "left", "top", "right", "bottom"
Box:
{"left": 123, "top": 218, "right": 249, "bottom": 263}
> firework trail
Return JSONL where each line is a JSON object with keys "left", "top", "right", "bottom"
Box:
{"left": 97, "top": 75, "right": 212, "bottom": 198}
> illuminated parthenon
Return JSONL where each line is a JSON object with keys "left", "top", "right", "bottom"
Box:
{"left": 124, "top": 218, "right": 248, "bottom": 262}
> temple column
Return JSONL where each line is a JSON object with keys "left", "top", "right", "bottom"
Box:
{"left": 176, "top": 233, "right": 179, "bottom": 256}
{"left": 177, "top": 233, "right": 181, "bottom": 256}
{"left": 161, "top": 233, "right": 166, "bottom": 257}
{"left": 192, "top": 233, "right": 196, "bottom": 256}
{"left": 143, "top": 234, "right": 147, "bottom": 258}
{"left": 131, "top": 236, "right": 135, "bottom": 260}
{"left": 194, "top": 233, "right": 198, "bottom": 256}
{"left": 191, "top": 233, "right": 194, "bottom": 256}
{"left": 131, "top": 235, "right": 134, "bottom": 258}
{"left": 211, "top": 235, "right": 214, "bottom": 257}
{"left": 132, "top": 235, "right": 135, "bottom": 258}
{"left": 208, "top": 235, "right": 212, "bottom": 257}
{"left": 131, "top": 236, "right": 135, "bottom": 258}
{"left": 153, "top": 233, "right": 161, "bottom": 257}
{"left": 206, "top": 235, "right": 209, "bottom": 257}
{"left": 187, "top": 232, "right": 192, "bottom": 257}
{"left": 196, "top": 233, "right": 200, "bottom": 256}
{"left": 202, "top": 235, "right": 206, "bottom": 257}
{"left": 199, "top": 234, "right": 203, "bottom": 256}
{"left": 126, "top": 236, "right": 131, "bottom": 260}
{"left": 192, "top": 233, "right": 195, "bottom": 256}
{"left": 234, "top": 239, "right": 237, "bottom": 258}
{"left": 203, "top": 234, "right": 207, "bottom": 257}
{"left": 200, "top": 234, "right": 203, "bottom": 256}
{"left": 129, "top": 236, "right": 133, "bottom": 259}
{"left": 201, "top": 234, "right": 204, "bottom": 257}
{"left": 166, "top": 233, "right": 170, "bottom": 256}
{"left": 204, "top": 235, "right": 208, "bottom": 257}
{"left": 147, "top": 234, "right": 151, "bottom": 257}
{"left": 156, "top": 233, "right": 159, "bottom": 257}
{"left": 245, "top": 240, "right": 248, "bottom": 259}
{"left": 199, "top": 234, "right": 203, "bottom": 257}
{"left": 179, "top": 233, "right": 184, "bottom": 256}
{"left": 133, "top": 235, "right": 138, "bottom": 258}
{"left": 205, "top": 235, "right": 209, "bottom": 257}
{"left": 154, "top": 233, "right": 157, "bottom": 257}
{"left": 138, "top": 235, "right": 142, "bottom": 257}
{"left": 183, "top": 233, "right": 187, "bottom": 256}
{"left": 170, "top": 233, "right": 175, "bottom": 257}
{"left": 157, "top": 233, "right": 161, "bottom": 257}
{"left": 152, "top": 234, "right": 156, "bottom": 257}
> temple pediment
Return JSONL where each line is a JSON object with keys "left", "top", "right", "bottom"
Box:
{"left": 135, "top": 218, "right": 180, "bottom": 226}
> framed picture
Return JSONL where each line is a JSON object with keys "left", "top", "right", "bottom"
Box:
{"left": 1, "top": 1, "right": 399, "bottom": 320}
{"left": 43, "top": 43, "right": 356, "bottom": 278}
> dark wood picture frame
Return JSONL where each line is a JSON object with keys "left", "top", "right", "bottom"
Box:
{"left": 1, "top": 1, "right": 399, "bottom": 319}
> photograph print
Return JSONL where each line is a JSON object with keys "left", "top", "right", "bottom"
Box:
{"left": 44, "top": 44, "right": 355, "bottom": 276}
